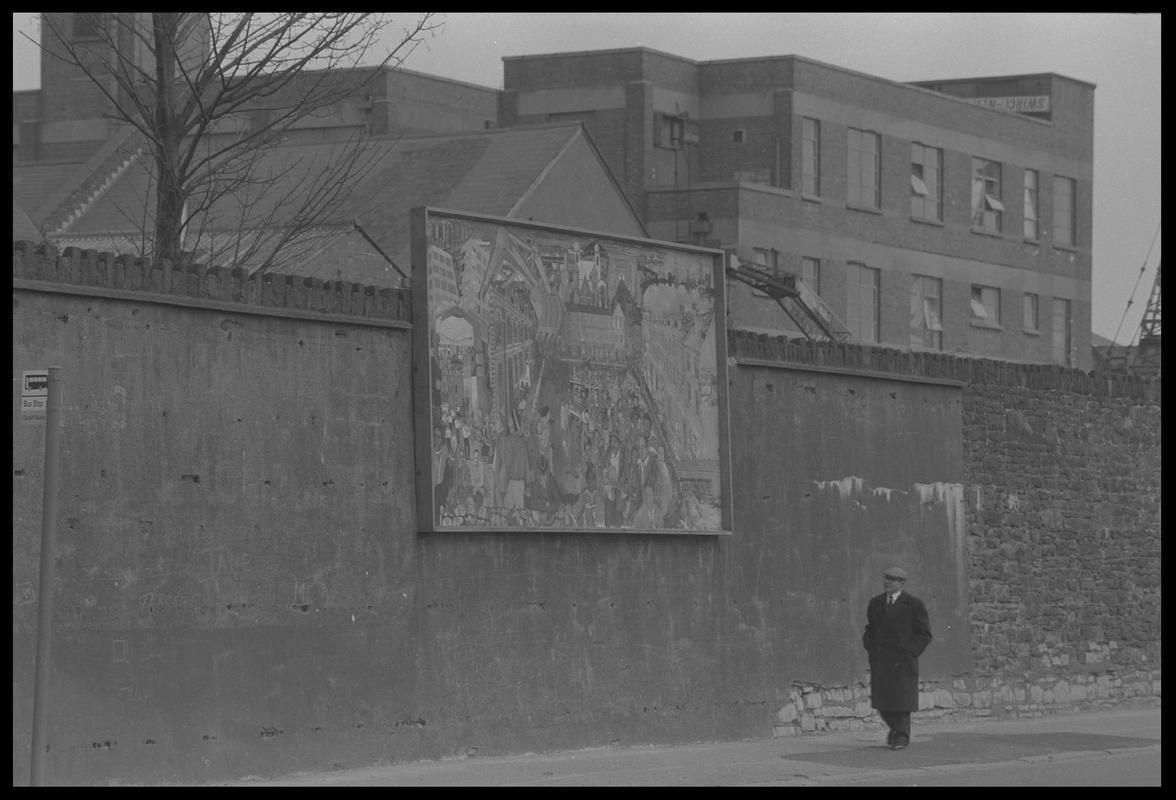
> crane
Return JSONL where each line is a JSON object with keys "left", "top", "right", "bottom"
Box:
{"left": 1133, "top": 260, "right": 1161, "bottom": 376}
{"left": 1101, "top": 260, "right": 1161, "bottom": 377}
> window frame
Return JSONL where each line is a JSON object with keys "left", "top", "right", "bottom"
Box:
{"left": 970, "top": 284, "right": 1002, "bottom": 328}
{"left": 1051, "top": 297, "right": 1072, "bottom": 365}
{"left": 971, "top": 158, "right": 1003, "bottom": 233}
{"left": 801, "top": 256, "right": 821, "bottom": 296}
{"left": 910, "top": 274, "right": 944, "bottom": 350}
{"left": 847, "top": 128, "right": 881, "bottom": 210}
{"left": 910, "top": 143, "right": 943, "bottom": 222}
{"left": 654, "top": 114, "right": 684, "bottom": 150}
{"left": 1022, "top": 169, "right": 1040, "bottom": 241}
{"left": 1052, "top": 175, "right": 1076, "bottom": 248}
{"left": 802, "top": 117, "right": 821, "bottom": 197}
{"left": 1023, "top": 292, "right": 1040, "bottom": 333}
{"left": 846, "top": 262, "right": 881, "bottom": 343}
{"left": 750, "top": 247, "right": 780, "bottom": 297}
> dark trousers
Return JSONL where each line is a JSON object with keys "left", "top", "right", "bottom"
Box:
{"left": 879, "top": 710, "right": 911, "bottom": 744}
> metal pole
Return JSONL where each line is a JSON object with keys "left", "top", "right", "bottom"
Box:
{"left": 30, "top": 366, "right": 63, "bottom": 786}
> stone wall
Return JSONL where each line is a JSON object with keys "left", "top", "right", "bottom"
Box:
{"left": 727, "top": 332, "right": 1161, "bottom": 735}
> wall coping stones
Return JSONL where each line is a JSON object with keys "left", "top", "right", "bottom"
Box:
{"left": 728, "top": 329, "right": 1160, "bottom": 403}
{"left": 12, "top": 240, "right": 412, "bottom": 328}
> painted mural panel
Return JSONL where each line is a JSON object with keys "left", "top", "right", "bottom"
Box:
{"left": 412, "top": 209, "right": 730, "bottom": 533}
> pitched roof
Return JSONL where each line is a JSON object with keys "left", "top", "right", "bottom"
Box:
{"left": 50, "top": 124, "right": 601, "bottom": 287}
{"left": 12, "top": 197, "right": 44, "bottom": 242}
{"left": 12, "top": 161, "right": 88, "bottom": 225}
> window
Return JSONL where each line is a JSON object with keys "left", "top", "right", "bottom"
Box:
{"left": 801, "top": 256, "right": 821, "bottom": 296}
{"left": 910, "top": 275, "right": 944, "bottom": 350}
{"left": 1023, "top": 169, "right": 1039, "bottom": 240}
{"left": 1023, "top": 293, "right": 1039, "bottom": 332}
{"left": 971, "top": 158, "right": 1003, "bottom": 232}
{"left": 846, "top": 263, "right": 880, "bottom": 343}
{"left": 910, "top": 144, "right": 942, "bottom": 221}
{"left": 971, "top": 285, "right": 1001, "bottom": 326}
{"left": 802, "top": 118, "right": 821, "bottom": 196}
{"left": 1053, "top": 175, "right": 1076, "bottom": 247}
{"left": 73, "top": 12, "right": 104, "bottom": 40}
{"left": 733, "top": 129, "right": 746, "bottom": 144}
{"left": 847, "top": 128, "right": 880, "bottom": 209}
{"left": 655, "top": 114, "right": 684, "bottom": 149}
{"left": 752, "top": 247, "right": 779, "bottom": 274}
{"left": 750, "top": 247, "right": 779, "bottom": 297}
{"left": 1052, "top": 298, "right": 1072, "bottom": 365}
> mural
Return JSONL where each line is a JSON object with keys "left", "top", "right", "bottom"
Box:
{"left": 412, "top": 209, "right": 729, "bottom": 533}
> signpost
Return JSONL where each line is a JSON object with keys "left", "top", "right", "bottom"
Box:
{"left": 21, "top": 370, "right": 48, "bottom": 423}
{"left": 27, "top": 366, "right": 62, "bottom": 786}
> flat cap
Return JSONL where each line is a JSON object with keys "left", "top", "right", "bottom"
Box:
{"left": 883, "top": 566, "right": 908, "bottom": 580}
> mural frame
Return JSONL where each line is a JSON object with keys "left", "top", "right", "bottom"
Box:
{"left": 410, "top": 207, "right": 732, "bottom": 535}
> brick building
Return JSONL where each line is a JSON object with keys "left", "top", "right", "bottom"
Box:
{"left": 498, "top": 48, "right": 1094, "bottom": 369}
{"left": 15, "top": 20, "right": 1095, "bottom": 369}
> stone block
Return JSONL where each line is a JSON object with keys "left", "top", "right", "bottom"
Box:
{"left": 933, "top": 689, "right": 954, "bottom": 708}
{"left": 918, "top": 692, "right": 934, "bottom": 710}
{"left": 804, "top": 692, "right": 822, "bottom": 709}
{"left": 776, "top": 704, "right": 798, "bottom": 723}
{"left": 800, "top": 713, "right": 816, "bottom": 732}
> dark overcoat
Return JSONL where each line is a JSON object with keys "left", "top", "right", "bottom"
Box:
{"left": 862, "top": 591, "right": 932, "bottom": 712}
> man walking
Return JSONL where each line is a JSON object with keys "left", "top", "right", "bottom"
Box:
{"left": 862, "top": 566, "right": 932, "bottom": 750}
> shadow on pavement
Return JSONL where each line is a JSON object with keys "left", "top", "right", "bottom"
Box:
{"left": 782, "top": 732, "right": 1161, "bottom": 771}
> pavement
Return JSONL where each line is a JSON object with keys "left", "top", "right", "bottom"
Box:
{"left": 219, "top": 705, "right": 1161, "bottom": 786}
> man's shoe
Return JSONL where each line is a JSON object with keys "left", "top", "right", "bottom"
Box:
{"left": 889, "top": 740, "right": 908, "bottom": 750}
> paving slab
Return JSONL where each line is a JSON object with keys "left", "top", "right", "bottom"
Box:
{"left": 212, "top": 706, "right": 1161, "bottom": 786}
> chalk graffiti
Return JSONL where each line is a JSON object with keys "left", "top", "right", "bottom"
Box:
{"left": 14, "top": 582, "right": 35, "bottom": 606}
{"left": 138, "top": 590, "right": 200, "bottom": 616}
{"left": 203, "top": 547, "right": 253, "bottom": 578}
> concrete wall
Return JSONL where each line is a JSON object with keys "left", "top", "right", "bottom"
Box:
{"left": 12, "top": 243, "right": 1160, "bottom": 784}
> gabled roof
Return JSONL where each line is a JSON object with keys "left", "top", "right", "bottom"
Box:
{"left": 12, "top": 161, "right": 88, "bottom": 226}
{"left": 12, "top": 198, "right": 43, "bottom": 242}
{"left": 42, "top": 123, "right": 642, "bottom": 287}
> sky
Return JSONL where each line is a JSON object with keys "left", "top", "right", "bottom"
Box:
{"left": 12, "top": 12, "right": 1161, "bottom": 344}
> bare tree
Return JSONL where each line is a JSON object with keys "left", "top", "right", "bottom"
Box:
{"left": 33, "top": 12, "right": 440, "bottom": 270}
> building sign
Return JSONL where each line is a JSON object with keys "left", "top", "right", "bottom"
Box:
{"left": 20, "top": 369, "right": 48, "bottom": 423}
{"left": 411, "top": 208, "right": 732, "bottom": 534}
{"left": 967, "top": 95, "right": 1051, "bottom": 114}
